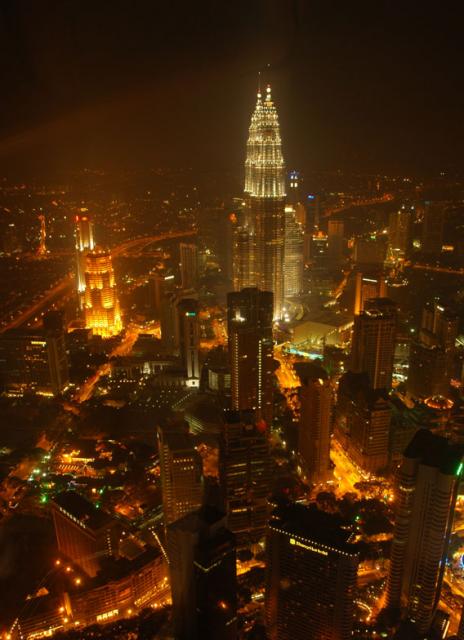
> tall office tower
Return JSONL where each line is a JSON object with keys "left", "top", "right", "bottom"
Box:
{"left": 351, "top": 298, "right": 397, "bottom": 390}
{"left": 148, "top": 272, "right": 174, "bottom": 319}
{"left": 232, "top": 225, "right": 255, "bottom": 291}
{"left": 353, "top": 271, "right": 387, "bottom": 315}
{"left": 265, "top": 503, "right": 359, "bottom": 640}
{"left": 386, "top": 429, "right": 462, "bottom": 634}
{"left": 84, "top": 250, "right": 122, "bottom": 337}
{"left": 227, "top": 288, "right": 274, "bottom": 424}
{"left": 244, "top": 85, "right": 286, "bottom": 319}
{"left": 179, "top": 242, "right": 199, "bottom": 291}
{"left": 51, "top": 491, "right": 120, "bottom": 578}
{"left": 177, "top": 298, "right": 200, "bottom": 387}
{"left": 160, "top": 291, "right": 179, "bottom": 353}
{"left": 298, "top": 369, "right": 333, "bottom": 485}
{"left": 327, "top": 219, "right": 345, "bottom": 265}
{"left": 158, "top": 426, "right": 203, "bottom": 527}
{"left": 407, "top": 341, "right": 448, "bottom": 399}
{"left": 0, "top": 328, "right": 69, "bottom": 396}
{"left": 283, "top": 205, "right": 304, "bottom": 298}
{"left": 168, "top": 506, "right": 237, "bottom": 640}
{"left": 287, "top": 170, "right": 301, "bottom": 205}
{"left": 75, "top": 213, "right": 95, "bottom": 303}
{"left": 422, "top": 202, "right": 445, "bottom": 256}
{"left": 306, "top": 194, "right": 321, "bottom": 231}
{"left": 388, "top": 204, "right": 412, "bottom": 259}
{"left": 220, "top": 410, "right": 271, "bottom": 543}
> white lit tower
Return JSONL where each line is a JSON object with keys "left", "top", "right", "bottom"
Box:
{"left": 242, "top": 85, "right": 286, "bottom": 319}
{"left": 75, "top": 213, "right": 95, "bottom": 306}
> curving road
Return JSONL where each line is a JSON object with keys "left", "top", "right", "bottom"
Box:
{"left": 0, "top": 229, "right": 197, "bottom": 333}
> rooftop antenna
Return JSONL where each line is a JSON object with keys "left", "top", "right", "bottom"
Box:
{"left": 257, "top": 71, "right": 262, "bottom": 99}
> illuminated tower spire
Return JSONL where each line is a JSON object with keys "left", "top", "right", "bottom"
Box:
{"left": 242, "top": 84, "right": 286, "bottom": 318}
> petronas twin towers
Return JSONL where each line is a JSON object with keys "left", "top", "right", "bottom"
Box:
{"left": 233, "top": 85, "right": 287, "bottom": 319}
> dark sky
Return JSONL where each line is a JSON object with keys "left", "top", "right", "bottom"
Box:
{"left": 0, "top": 1, "right": 463, "bottom": 177}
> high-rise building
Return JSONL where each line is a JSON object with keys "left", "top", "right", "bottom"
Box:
{"left": 158, "top": 426, "right": 203, "bottom": 527}
{"left": 353, "top": 236, "right": 387, "bottom": 267}
{"left": 351, "top": 298, "right": 397, "bottom": 390}
{"left": 422, "top": 202, "right": 445, "bottom": 256}
{"left": 386, "top": 429, "right": 462, "bottom": 634}
{"left": 84, "top": 250, "right": 122, "bottom": 337}
{"left": 338, "top": 372, "right": 392, "bottom": 475}
{"left": 75, "top": 213, "right": 95, "bottom": 303}
{"left": 283, "top": 205, "right": 304, "bottom": 298}
{"left": 167, "top": 506, "right": 237, "bottom": 640}
{"left": 287, "top": 170, "right": 302, "bottom": 206}
{"left": 353, "top": 271, "right": 387, "bottom": 315}
{"left": 243, "top": 85, "right": 286, "bottom": 319}
{"left": 179, "top": 243, "right": 199, "bottom": 291}
{"left": 220, "top": 410, "right": 271, "bottom": 543}
{"left": 327, "top": 219, "right": 345, "bottom": 265}
{"left": 177, "top": 298, "right": 200, "bottom": 387}
{"left": 297, "top": 367, "right": 333, "bottom": 485}
{"left": 388, "top": 205, "right": 412, "bottom": 259}
{"left": 227, "top": 287, "right": 274, "bottom": 424}
{"left": 0, "top": 328, "right": 69, "bottom": 396}
{"left": 265, "top": 502, "right": 359, "bottom": 640}
{"left": 407, "top": 341, "right": 448, "bottom": 399}
{"left": 148, "top": 272, "right": 175, "bottom": 319}
{"left": 51, "top": 491, "right": 120, "bottom": 578}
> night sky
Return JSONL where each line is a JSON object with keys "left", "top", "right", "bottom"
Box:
{"left": 0, "top": 1, "right": 463, "bottom": 176}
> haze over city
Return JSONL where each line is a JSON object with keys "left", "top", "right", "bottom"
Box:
{"left": 1, "top": 3, "right": 464, "bottom": 640}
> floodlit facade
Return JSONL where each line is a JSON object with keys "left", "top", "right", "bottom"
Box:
{"left": 75, "top": 213, "right": 95, "bottom": 298}
{"left": 237, "top": 85, "right": 286, "bottom": 318}
{"left": 283, "top": 205, "right": 304, "bottom": 298}
{"left": 84, "top": 250, "right": 122, "bottom": 337}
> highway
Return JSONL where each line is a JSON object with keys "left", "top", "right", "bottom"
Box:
{"left": 0, "top": 229, "right": 197, "bottom": 333}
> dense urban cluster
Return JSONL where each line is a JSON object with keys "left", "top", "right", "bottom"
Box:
{"left": 1, "top": 85, "right": 464, "bottom": 640}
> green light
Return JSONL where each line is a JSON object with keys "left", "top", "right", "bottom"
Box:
{"left": 185, "top": 312, "right": 196, "bottom": 317}
{"left": 40, "top": 494, "right": 48, "bottom": 504}
{"left": 457, "top": 462, "right": 463, "bottom": 476}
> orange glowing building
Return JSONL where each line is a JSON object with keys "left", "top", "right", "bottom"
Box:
{"left": 84, "top": 250, "right": 122, "bottom": 337}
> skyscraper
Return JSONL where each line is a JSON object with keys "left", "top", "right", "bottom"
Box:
{"left": 220, "top": 410, "right": 271, "bottom": 543}
{"left": 353, "top": 271, "right": 387, "bottom": 315}
{"left": 177, "top": 298, "right": 200, "bottom": 387}
{"left": 84, "top": 250, "right": 122, "bottom": 337}
{"left": 75, "top": 213, "right": 95, "bottom": 304}
{"left": 227, "top": 287, "right": 274, "bottom": 424}
{"left": 0, "top": 327, "right": 69, "bottom": 397}
{"left": 167, "top": 506, "right": 237, "bottom": 640}
{"left": 422, "top": 201, "right": 445, "bottom": 256}
{"left": 158, "top": 426, "right": 203, "bottom": 527}
{"left": 179, "top": 242, "right": 199, "bottom": 291}
{"left": 297, "top": 368, "right": 333, "bottom": 485}
{"left": 386, "top": 429, "right": 462, "bottom": 634}
{"left": 243, "top": 84, "right": 286, "bottom": 319}
{"left": 327, "top": 219, "right": 345, "bottom": 265}
{"left": 351, "top": 298, "right": 397, "bottom": 390}
{"left": 283, "top": 205, "right": 304, "bottom": 298}
{"left": 388, "top": 204, "right": 412, "bottom": 259}
{"left": 265, "top": 502, "right": 359, "bottom": 640}
{"left": 51, "top": 491, "right": 120, "bottom": 578}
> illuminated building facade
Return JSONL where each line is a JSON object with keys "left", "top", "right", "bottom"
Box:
{"left": 265, "top": 503, "right": 359, "bottom": 640}
{"left": 240, "top": 85, "right": 286, "bottom": 318}
{"left": 75, "top": 213, "right": 95, "bottom": 303}
{"left": 351, "top": 298, "right": 397, "bottom": 391}
{"left": 167, "top": 506, "right": 237, "bottom": 640}
{"left": 283, "top": 205, "right": 304, "bottom": 298}
{"left": 354, "top": 271, "right": 387, "bottom": 315}
{"left": 387, "top": 430, "right": 461, "bottom": 634}
{"left": 158, "top": 426, "right": 203, "bottom": 527}
{"left": 298, "top": 370, "right": 333, "bottom": 485}
{"left": 51, "top": 491, "right": 120, "bottom": 578}
{"left": 0, "top": 328, "right": 69, "bottom": 396}
{"left": 227, "top": 287, "right": 274, "bottom": 424}
{"left": 179, "top": 242, "right": 199, "bottom": 291}
{"left": 388, "top": 204, "right": 412, "bottom": 259}
{"left": 177, "top": 298, "right": 200, "bottom": 387}
{"left": 84, "top": 250, "right": 122, "bottom": 337}
{"left": 14, "top": 549, "right": 168, "bottom": 639}
{"left": 220, "top": 410, "right": 271, "bottom": 543}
